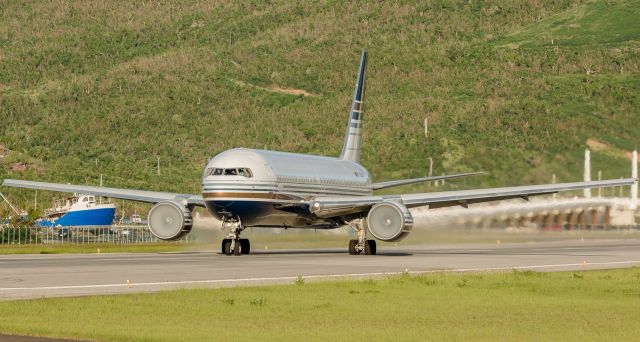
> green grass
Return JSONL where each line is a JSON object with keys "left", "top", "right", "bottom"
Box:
{"left": 0, "top": 243, "right": 190, "bottom": 255}
{"left": 496, "top": 0, "right": 640, "bottom": 48}
{"left": 1, "top": 268, "right": 640, "bottom": 341}
{"left": 0, "top": 0, "right": 639, "bottom": 212}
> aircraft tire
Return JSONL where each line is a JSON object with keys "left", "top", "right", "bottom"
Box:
{"left": 240, "top": 239, "right": 250, "bottom": 255}
{"left": 222, "top": 239, "right": 232, "bottom": 255}
{"left": 348, "top": 240, "right": 358, "bottom": 255}
{"left": 364, "top": 240, "right": 377, "bottom": 255}
{"left": 234, "top": 240, "right": 242, "bottom": 256}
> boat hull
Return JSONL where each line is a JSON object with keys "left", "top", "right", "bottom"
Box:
{"left": 36, "top": 207, "right": 116, "bottom": 227}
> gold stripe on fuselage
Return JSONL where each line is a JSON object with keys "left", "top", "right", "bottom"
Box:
{"left": 202, "top": 192, "right": 302, "bottom": 201}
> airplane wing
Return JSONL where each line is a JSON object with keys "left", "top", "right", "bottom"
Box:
{"left": 2, "top": 179, "right": 205, "bottom": 207}
{"left": 309, "top": 178, "right": 636, "bottom": 218}
{"left": 371, "top": 172, "right": 484, "bottom": 190}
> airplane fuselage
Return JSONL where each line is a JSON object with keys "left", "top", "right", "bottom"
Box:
{"left": 202, "top": 148, "right": 372, "bottom": 228}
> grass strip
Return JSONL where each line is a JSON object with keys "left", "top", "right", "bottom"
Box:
{"left": 0, "top": 267, "right": 639, "bottom": 341}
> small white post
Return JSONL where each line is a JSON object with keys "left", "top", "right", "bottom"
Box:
{"left": 157, "top": 157, "right": 161, "bottom": 176}
{"left": 552, "top": 173, "right": 557, "bottom": 199}
{"left": 597, "top": 170, "right": 602, "bottom": 197}
{"left": 620, "top": 177, "right": 624, "bottom": 197}
{"left": 584, "top": 149, "right": 591, "bottom": 198}
{"left": 427, "top": 157, "right": 433, "bottom": 186}
{"left": 631, "top": 150, "right": 638, "bottom": 210}
{"left": 424, "top": 117, "right": 428, "bottom": 138}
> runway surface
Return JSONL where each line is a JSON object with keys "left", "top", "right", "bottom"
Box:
{"left": 2, "top": 238, "right": 640, "bottom": 300}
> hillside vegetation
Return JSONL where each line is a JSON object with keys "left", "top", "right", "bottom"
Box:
{"left": 1, "top": 0, "right": 639, "bottom": 208}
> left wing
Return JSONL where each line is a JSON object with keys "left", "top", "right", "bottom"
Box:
{"left": 310, "top": 178, "right": 636, "bottom": 218}
{"left": 2, "top": 179, "right": 205, "bottom": 207}
{"left": 371, "top": 172, "right": 484, "bottom": 190}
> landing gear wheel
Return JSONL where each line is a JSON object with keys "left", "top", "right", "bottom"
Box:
{"left": 240, "top": 239, "right": 250, "bottom": 255}
{"left": 348, "top": 239, "right": 359, "bottom": 255}
{"left": 234, "top": 240, "right": 242, "bottom": 256}
{"left": 222, "top": 239, "right": 232, "bottom": 255}
{"left": 364, "top": 240, "right": 377, "bottom": 255}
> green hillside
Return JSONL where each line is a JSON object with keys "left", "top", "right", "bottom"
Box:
{"left": 1, "top": 0, "right": 639, "bottom": 209}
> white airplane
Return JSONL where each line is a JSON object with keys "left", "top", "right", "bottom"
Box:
{"left": 3, "top": 50, "right": 635, "bottom": 255}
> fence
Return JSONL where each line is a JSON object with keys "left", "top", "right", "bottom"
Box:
{"left": 0, "top": 225, "right": 193, "bottom": 245}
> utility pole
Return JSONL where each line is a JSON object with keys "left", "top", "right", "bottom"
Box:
{"left": 34, "top": 190, "right": 37, "bottom": 211}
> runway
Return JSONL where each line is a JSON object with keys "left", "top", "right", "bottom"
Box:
{"left": 1, "top": 238, "right": 640, "bottom": 300}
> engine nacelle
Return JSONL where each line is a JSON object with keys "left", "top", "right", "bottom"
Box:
{"left": 366, "top": 201, "right": 413, "bottom": 242}
{"left": 147, "top": 201, "right": 193, "bottom": 241}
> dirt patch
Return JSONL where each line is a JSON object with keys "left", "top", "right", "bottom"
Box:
{"left": 10, "top": 162, "right": 27, "bottom": 172}
{"left": 0, "top": 334, "right": 85, "bottom": 342}
{"left": 586, "top": 138, "right": 609, "bottom": 151}
{"left": 231, "top": 79, "right": 316, "bottom": 97}
{"left": 587, "top": 138, "right": 634, "bottom": 160}
{"left": 264, "top": 85, "right": 316, "bottom": 97}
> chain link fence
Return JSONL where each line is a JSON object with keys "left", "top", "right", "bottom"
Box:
{"left": 0, "top": 225, "right": 192, "bottom": 245}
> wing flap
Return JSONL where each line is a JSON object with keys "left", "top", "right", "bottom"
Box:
{"left": 2, "top": 179, "right": 205, "bottom": 207}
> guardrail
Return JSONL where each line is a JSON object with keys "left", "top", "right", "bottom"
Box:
{"left": 0, "top": 225, "right": 193, "bottom": 245}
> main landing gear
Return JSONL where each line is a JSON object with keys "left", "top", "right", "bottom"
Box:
{"left": 220, "top": 219, "right": 250, "bottom": 256}
{"left": 348, "top": 219, "right": 376, "bottom": 255}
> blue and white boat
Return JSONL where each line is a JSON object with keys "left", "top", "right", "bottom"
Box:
{"left": 36, "top": 194, "right": 116, "bottom": 227}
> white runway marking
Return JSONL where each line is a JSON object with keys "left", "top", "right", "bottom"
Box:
{"left": 2, "top": 260, "right": 639, "bottom": 292}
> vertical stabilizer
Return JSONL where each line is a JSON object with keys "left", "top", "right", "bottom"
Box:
{"left": 339, "top": 50, "right": 367, "bottom": 163}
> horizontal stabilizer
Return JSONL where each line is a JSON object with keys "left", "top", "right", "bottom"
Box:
{"left": 371, "top": 172, "right": 485, "bottom": 190}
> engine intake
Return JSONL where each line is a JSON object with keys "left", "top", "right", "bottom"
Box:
{"left": 366, "top": 201, "right": 413, "bottom": 242}
{"left": 147, "top": 201, "right": 193, "bottom": 241}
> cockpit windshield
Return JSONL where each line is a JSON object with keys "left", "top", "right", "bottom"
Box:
{"left": 208, "top": 167, "right": 252, "bottom": 178}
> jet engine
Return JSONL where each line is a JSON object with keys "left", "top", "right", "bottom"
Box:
{"left": 365, "top": 201, "right": 413, "bottom": 242}
{"left": 147, "top": 201, "right": 193, "bottom": 241}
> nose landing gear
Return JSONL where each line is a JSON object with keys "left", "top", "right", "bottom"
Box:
{"left": 220, "top": 218, "right": 250, "bottom": 256}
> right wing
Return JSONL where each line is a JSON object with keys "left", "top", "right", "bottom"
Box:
{"left": 2, "top": 179, "right": 205, "bottom": 207}
{"left": 310, "top": 178, "right": 636, "bottom": 217}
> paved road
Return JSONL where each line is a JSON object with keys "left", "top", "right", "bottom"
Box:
{"left": 2, "top": 238, "right": 640, "bottom": 300}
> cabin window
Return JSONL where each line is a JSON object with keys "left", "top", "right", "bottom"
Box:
{"left": 237, "top": 168, "right": 253, "bottom": 178}
{"left": 82, "top": 197, "right": 88, "bottom": 202}
{"left": 218, "top": 168, "right": 253, "bottom": 178}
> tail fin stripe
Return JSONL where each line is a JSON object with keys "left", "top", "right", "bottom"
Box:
{"left": 339, "top": 49, "right": 368, "bottom": 163}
